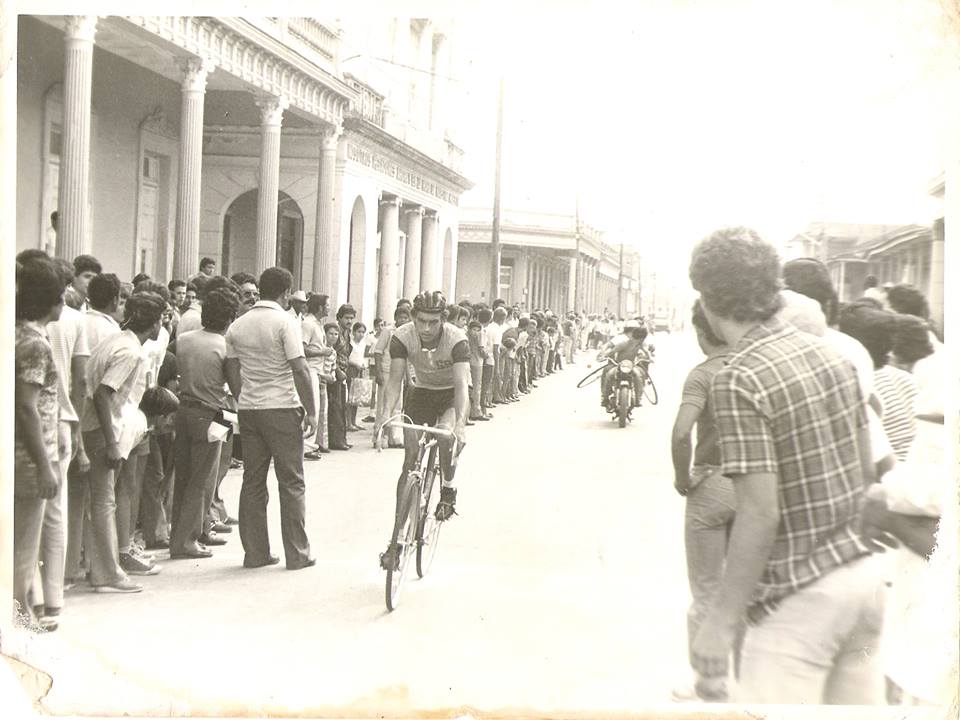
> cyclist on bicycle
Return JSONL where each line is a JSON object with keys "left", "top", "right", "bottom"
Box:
{"left": 379, "top": 291, "right": 470, "bottom": 570}
{"left": 596, "top": 319, "right": 650, "bottom": 410}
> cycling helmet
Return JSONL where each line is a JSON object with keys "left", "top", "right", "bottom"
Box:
{"left": 412, "top": 290, "right": 447, "bottom": 314}
{"left": 623, "top": 319, "right": 643, "bottom": 331}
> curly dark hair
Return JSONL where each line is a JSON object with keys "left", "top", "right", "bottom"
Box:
{"left": 16, "top": 257, "right": 65, "bottom": 321}
{"left": 886, "top": 285, "right": 929, "bottom": 319}
{"left": 202, "top": 285, "right": 242, "bottom": 332}
{"left": 837, "top": 302, "right": 897, "bottom": 369}
{"left": 782, "top": 258, "right": 838, "bottom": 325}
{"left": 123, "top": 292, "right": 167, "bottom": 333}
{"left": 891, "top": 313, "right": 934, "bottom": 365}
{"left": 88, "top": 273, "right": 121, "bottom": 309}
{"left": 689, "top": 227, "right": 782, "bottom": 322}
{"left": 691, "top": 299, "right": 724, "bottom": 346}
{"left": 134, "top": 280, "right": 171, "bottom": 303}
{"left": 230, "top": 271, "right": 257, "bottom": 288}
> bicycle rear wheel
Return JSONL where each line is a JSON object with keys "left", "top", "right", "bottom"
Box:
{"left": 385, "top": 480, "right": 420, "bottom": 612}
{"left": 416, "top": 448, "right": 443, "bottom": 578}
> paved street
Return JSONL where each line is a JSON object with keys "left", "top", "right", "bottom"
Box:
{"left": 19, "top": 331, "right": 704, "bottom": 717}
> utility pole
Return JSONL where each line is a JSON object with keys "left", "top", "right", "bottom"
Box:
{"left": 490, "top": 77, "right": 504, "bottom": 303}
{"left": 617, "top": 242, "right": 624, "bottom": 318}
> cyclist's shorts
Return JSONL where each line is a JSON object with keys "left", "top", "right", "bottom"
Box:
{"left": 404, "top": 386, "right": 455, "bottom": 427}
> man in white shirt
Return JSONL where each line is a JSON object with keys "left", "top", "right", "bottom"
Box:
{"left": 225, "top": 267, "right": 316, "bottom": 571}
{"left": 84, "top": 273, "right": 122, "bottom": 354}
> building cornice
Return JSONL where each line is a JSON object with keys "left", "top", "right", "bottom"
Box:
{"left": 343, "top": 116, "right": 473, "bottom": 192}
{"left": 122, "top": 16, "right": 355, "bottom": 127}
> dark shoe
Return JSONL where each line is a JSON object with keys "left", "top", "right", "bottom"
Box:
{"left": 361, "top": 415, "right": 375, "bottom": 423}
{"left": 170, "top": 544, "right": 213, "bottom": 559}
{"left": 145, "top": 538, "right": 169, "bottom": 550}
{"left": 229, "top": 458, "right": 242, "bottom": 470}
{"left": 243, "top": 553, "right": 280, "bottom": 569}
{"left": 435, "top": 487, "right": 458, "bottom": 521}
{"left": 476, "top": 416, "right": 490, "bottom": 422}
{"left": 304, "top": 450, "right": 323, "bottom": 460}
{"left": 316, "top": 446, "right": 331, "bottom": 454}
{"left": 287, "top": 557, "right": 316, "bottom": 571}
{"left": 225, "top": 516, "right": 239, "bottom": 525}
{"left": 211, "top": 521, "right": 232, "bottom": 534}
{"left": 330, "top": 444, "right": 351, "bottom": 451}
{"left": 379, "top": 543, "right": 400, "bottom": 571}
{"left": 466, "top": 420, "right": 476, "bottom": 427}
{"left": 199, "top": 533, "right": 228, "bottom": 546}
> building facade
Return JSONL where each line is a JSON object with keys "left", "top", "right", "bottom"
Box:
{"left": 17, "top": 16, "right": 472, "bottom": 325}
{"left": 456, "top": 208, "right": 641, "bottom": 315}
{"left": 784, "top": 179, "right": 945, "bottom": 332}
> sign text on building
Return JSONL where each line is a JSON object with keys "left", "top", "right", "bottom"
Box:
{"left": 348, "top": 143, "right": 458, "bottom": 205}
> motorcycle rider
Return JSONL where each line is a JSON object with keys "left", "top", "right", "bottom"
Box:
{"left": 596, "top": 319, "right": 650, "bottom": 411}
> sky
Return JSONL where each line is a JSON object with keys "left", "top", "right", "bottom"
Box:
{"left": 444, "top": 0, "right": 956, "bottom": 282}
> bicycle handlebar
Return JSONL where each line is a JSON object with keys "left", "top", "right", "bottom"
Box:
{"left": 375, "top": 413, "right": 462, "bottom": 456}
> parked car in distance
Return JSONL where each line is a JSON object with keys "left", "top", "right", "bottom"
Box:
{"left": 652, "top": 313, "right": 671, "bottom": 333}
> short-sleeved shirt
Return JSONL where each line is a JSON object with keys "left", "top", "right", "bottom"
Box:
{"left": 711, "top": 316, "right": 869, "bottom": 621}
{"left": 80, "top": 329, "right": 146, "bottom": 437}
{"left": 47, "top": 304, "right": 90, "bottom": 423}
{"left": 301, "top": 313, "right": 328, "bottom": 375}
{"left": 679, "top": 352, "right": 728, "bottom": 467}
{"left": 177, "top": 329, "right": 228, "bottom": 410}
{"left": 224, "top": 300, "right": 304, "bottom": 410}
{"left": 84, "top": 308, "right": 120, "bottom": 354}
{"left": 16, "top": 322, "right": 60, "bottom": 473}
{"left": 390, "top": 322, "right": 469, "bottom": 390}
{"left": 177, "top": 305, "right": 202, "bottom": 336}
{"left": 481, "top": 326, "right": 495, "bottom": 366}
{"left": 874, "top": 365, "right": 917, "bottom": 462}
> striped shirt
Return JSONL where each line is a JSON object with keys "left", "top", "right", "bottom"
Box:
{"left": 874, "top": 365, "right": 917, "bottom": 462}
{"left": 711, "top": 316, "right": 869, "bottom": 622}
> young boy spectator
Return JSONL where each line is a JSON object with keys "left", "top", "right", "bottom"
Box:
{"left": 15, "top": 257, "right": 66, "bottom": 629}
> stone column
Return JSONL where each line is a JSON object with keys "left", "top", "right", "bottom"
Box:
{"left": 57, "top": 16, "right": 97, "bottom": 262}
{"left": 173, "top": 56, "right": 213, "bottom": 282}
{"left": 420, "top": 210, "right": 439, "bottom": 291}
{"left": 568, "top": 257, "right": 577, "bottom": 312}
{"left": 377, "top": 197, "right": 402, "bottom": 320}
{"left": 402, "top": 206, "right": 424, "bottom": 299}
{"left": 929, "top": 218, "right": 944, "bottom": 331}
{"left": 254, "top": 95, "right": 287, "bottom": 275}
{"left": 312, "top": 123, "right": 341, "bottom": 292}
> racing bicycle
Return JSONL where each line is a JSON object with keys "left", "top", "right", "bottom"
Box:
{"left": 376, "top": 414, "right": 460, "bottom": 612}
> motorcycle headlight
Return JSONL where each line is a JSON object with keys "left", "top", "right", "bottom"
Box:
{"left": 618, "top": 360, "right": 634, "bottom": 373}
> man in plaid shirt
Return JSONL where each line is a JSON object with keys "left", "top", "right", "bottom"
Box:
{"left": 688, "top": 227, "right": 882, "bottom": 704}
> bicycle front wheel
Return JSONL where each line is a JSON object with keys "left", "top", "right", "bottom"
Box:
{"left": 386, "top": 481, "right": 420, "bottom": 612}
{"left": 416, "top": 453, "right": 443, "bottom": 578}
{"left": 643, "top": 371, "right": 659, "bottom": 405}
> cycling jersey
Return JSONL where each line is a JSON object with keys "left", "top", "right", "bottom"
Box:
{"left": 390, "top": 322, "right": 469, "bottom": 390}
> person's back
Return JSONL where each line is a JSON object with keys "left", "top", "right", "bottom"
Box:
{"left": 177, "top": 328, "right": 228, "bottom": 410}
{"left": 225, "top": 300, "right": 301, "bottom": 409}
{"left": 715, "top": 316, "right": 867, "bottom": 616}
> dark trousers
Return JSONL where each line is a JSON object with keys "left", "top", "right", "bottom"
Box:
{"left": 480, "top": 364, "right": 493, "bottom": 413}
{"left": 237, "top": 408, "right": 311, "bottom": 566}
{"left": 170, "top": 406, "right": 221, "bottom": 551}
{"left": 327, "top": 380, "right": 348, "bottom": 448}
{"left": 140, "top": 432, "right": 174, "bottom": 544}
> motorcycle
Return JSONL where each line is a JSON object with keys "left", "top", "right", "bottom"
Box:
{"left": 605, "top": 358, "right": 641, "bottom": 428}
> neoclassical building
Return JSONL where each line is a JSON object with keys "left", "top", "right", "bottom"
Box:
{"left": 17, "top": 16, "right": 472, "bottom": 324}
{"left": 456, "top": 208, "right": 642, "bottom": 316}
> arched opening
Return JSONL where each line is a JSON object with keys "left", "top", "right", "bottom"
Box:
{"left": 346, "top": 196, "right": 366, "bottom": 306}
{"left": 442, "top": 227, "right": 454, "bottom": 297}
{"left": 222, "top": 189, "right": 304, "bottom": 284}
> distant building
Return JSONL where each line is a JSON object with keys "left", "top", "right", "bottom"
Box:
{"left": 784, "top": 179, "right": 944, "bottom": 331}
{"left": 17, "top": 16, "right": 471, "bottom": 324}
{"left": 456, "top": 208, "right": 641, "bottom": 315}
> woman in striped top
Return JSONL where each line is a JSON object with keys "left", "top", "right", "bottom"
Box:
{"left": 838, "top": 303, "right": 919, "bottom": 461}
